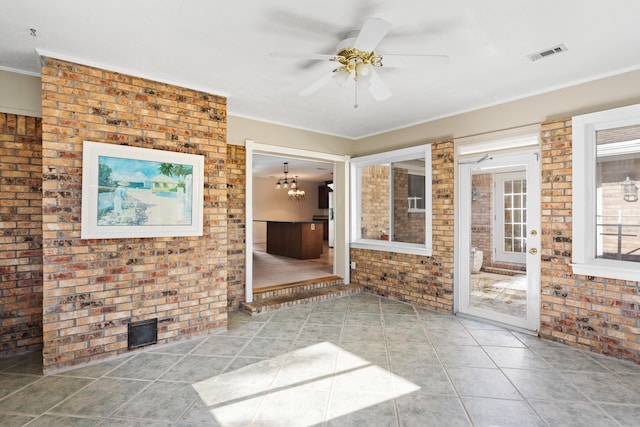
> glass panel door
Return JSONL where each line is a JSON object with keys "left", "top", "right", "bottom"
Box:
{"left": 494, "top": 172, "right": 527, "bottom": 264}
{"left": 458, "top": 151, "right": 540, "bottom": 330}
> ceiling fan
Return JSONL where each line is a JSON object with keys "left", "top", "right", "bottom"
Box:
{"left": 270, "top": 17, "right": 450, "bottom": 108}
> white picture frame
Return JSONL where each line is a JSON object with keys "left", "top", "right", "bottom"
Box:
{"left": 81, "top": 141, "right": 204, "bottom": 239}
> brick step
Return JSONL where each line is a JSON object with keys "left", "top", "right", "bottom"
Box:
{"left": 241, "top": 279, "right": 363, "bottom": 315}
{"left": 481, "top": 266, "right": 526, "bottom": 276}
{"left": 251, "top": 276, "right": 344, "bottom": 301}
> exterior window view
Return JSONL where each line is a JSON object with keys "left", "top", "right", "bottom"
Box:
{"left": 596, "top": 127, "right": 640, "bottom": 263}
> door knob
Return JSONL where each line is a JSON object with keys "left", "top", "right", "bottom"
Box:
{"left": 529, "top": 248, "right": 537, "bottom": 255}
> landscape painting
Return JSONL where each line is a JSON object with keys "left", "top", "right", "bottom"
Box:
{"left": 81, "top": 141, "right": 204, "bottom": 239}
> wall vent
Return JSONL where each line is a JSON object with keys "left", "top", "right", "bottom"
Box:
{"left": 527, "top": 44, "right": 568, "bottom": 62}
{"left": 128, "top": 318, "right": 158, "bottom": 350}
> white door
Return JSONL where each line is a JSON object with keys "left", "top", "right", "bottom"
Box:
{"left": 457, "top": 151, "right": 540, "bottom": 331}
{"left": 494, "top": 171, "right": 527, "bottom": 264}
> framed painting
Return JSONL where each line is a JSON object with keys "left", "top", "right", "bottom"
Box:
{"left": 81, "top": 141, "right": 204, "bottom": 239}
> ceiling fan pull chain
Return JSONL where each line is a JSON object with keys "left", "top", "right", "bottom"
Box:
{"left": 354, "top": 79, "right": 359, "bottom": 109}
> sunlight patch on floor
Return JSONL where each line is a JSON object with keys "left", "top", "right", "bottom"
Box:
{"left": 192, "top": 342, "right": 420, "bottom": 426}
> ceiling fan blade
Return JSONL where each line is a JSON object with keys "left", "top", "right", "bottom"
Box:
{"left": 353, "top": 17, "right": 392, "bottom": 52}
{"left": 299, "top": 71, "right": 335, "bottom": 96}
{"left": 368, "top": 70, "right": 391, "bottom": 101}
{"left": 381, "top": 54, "right": 450, "bottom": 69}
{"left": 270, "top": 51, "right": 339, "bottom": 61}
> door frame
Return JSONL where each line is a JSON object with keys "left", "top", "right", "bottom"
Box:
{"left": 456, "top": 149, "right": 541, "bottom": 331}
{"left": 244, "top": 140, "right": 351, "bottom": 303}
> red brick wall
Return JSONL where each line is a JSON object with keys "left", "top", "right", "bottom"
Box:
{"left": 226, "top": 144, "right": 246, "bottom": 309}
{"left": 540, "top": 118, "right": 640, "bottom": 363}
{"left": 350, "top": 140, "right": 455, "bottom": 312}
{"left": 393, "top": 167, "right": 425, "bottom": 244}
{"left": 361, "top": 164, "right": 390, "bottom": 239}
{"left": 0, "top": 114, "right": 43, "bottom": 355}
{"left": 471, "top": 173, "right": 492, "bottom": 267}
{"left": 40, "top": 58, "right": 228, "bottom": 372}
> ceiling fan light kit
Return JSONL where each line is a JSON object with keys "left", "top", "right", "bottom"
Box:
{"left": 272, "top": 17, "right": 449, "bottom": 109}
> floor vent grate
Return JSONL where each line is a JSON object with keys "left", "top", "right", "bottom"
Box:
{"left": 128, "top": 318, "right": 158, "bottom": 350}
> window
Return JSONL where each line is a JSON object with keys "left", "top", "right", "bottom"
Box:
{"left": 408, "top": 173, "right": 426, "bottom": 211}
{"left": 572, "top": 104, "right": 640, "bottom": 281}
{"left": 350, "top": 144, "right": 432, "bottom": 256}
{"left": 494, "top": 172, "right": 527, "bottom": 263}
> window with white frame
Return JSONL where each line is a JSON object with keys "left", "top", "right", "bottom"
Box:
{"left": 408, "top": 173, "right": 426, "bottom": 212}
{"left": 350, "top": 144, "right": 432, "bottom": 256}
{"left": 572, "top": 104, "right": 640, "bottom": 281}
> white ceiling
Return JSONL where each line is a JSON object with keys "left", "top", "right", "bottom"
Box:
{"left": 253, "top": 154, "right": 334, "bottom": 183}
{"left": 2, "top": 0, "right": 640, "bottom": 142}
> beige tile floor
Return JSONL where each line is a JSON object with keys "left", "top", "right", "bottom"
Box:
{"left": 2, "top": 294, "right": 640, "bottom": 426}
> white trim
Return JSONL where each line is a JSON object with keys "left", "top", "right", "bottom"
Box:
{"left": 572, "top": 103, "right": 640, "bottom": 282}
{"left": 0, "top": 64, "right": 41, "bottom": 77}
{"left": 571, "top": 261, "right": 640, "bottom": 282}
{"left": 0, "top": 106, "right": 42, "bottom": 118}
{"left": 350, "top": 144, "right": 433, "bottom": 257}
{"left": 245, "top": 140, "right": 255, "bottom": 303}
{"left": 245, "top": 140, "right": 351, "bottom": 302}
{"left": 350, "top": 241, "right": 433, "bottom": 257}
{"left": 250, "top": 142, "right": 348, "bottom": 163}
{"left": 456, "top": 125, "right": 540, "bottom": 155}
{"left": 457, "top": 149, "right": 541, "bottom": 331}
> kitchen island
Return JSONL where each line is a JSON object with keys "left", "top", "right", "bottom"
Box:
{"left": 266, "top": 221, "right": 324, "bottom": 259}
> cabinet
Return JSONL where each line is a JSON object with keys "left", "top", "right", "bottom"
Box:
{"left": 318, "top": 182, "right": 332, "bottom": 209}
{"left": 266, "top": 221, "right": 323, "bottom": 259}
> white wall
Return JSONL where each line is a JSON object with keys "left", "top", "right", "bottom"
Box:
{"left": 0, "top": 69, "right": 41, "bottom": 117}
{"left": 252, "top": 176, "right": 327, "bottom": 243}
{"left": 354, "top": 68, "right": 640, "bottom": 156}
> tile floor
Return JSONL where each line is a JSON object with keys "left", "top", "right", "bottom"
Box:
{"left": 1, "top": 293, "right": 640, "bottom": 426}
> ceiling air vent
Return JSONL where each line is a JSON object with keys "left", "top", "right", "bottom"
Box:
{"left": 527, "top": 44, "right": 568, "bottom": 62}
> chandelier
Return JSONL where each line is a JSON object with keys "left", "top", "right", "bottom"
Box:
{"left": 276, "top": 162, "right": 305, "bottom": 202}
{"left": 275, "top": 162, "right": 296, "bottom": 189}
{"left": 288, "top": 177, "right": 305, "bottom": 202}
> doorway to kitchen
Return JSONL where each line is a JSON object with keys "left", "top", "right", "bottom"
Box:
{"left": 251, "top": 153, "right": 335, "bottom": 289}
{"left": 245, "top": 141, "right": 350, "bottom": 303}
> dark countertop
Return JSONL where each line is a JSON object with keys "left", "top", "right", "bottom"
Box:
{"left": 258, "top": 220, "right": 322, "bottom": 224}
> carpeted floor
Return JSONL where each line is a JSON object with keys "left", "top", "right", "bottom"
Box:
{"left": 253, "top": 243, "right": 334, "bottom": 289}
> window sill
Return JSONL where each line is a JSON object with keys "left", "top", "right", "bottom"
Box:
{"left": 350, "top": 240, "right": 433, "bottom": 257}
{"left": 571, "top": 260, "right": 640, "bottom": 282}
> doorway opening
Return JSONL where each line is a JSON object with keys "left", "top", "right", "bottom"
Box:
{"left": 457, "top": 149, "right": 540, "bottom": 331}
{"left": 252, "top": 154, "right": 335, "bottom": 289}
{"left": 245, "top": 141, "right": 350, "bottom": 303}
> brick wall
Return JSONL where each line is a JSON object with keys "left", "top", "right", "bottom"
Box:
{"left": 40, "top": 58, "right": 228, "bottom": 372}
{"left": 0, "top": 113, "right": 43, "bottom": 355}
{"left": 361, "top": 164, "right": 390, "bottom": 239}
{"left": 393, "top": 167, "right": 425, "bottom": 244}
{"left": 540, "top": 117, "right": 640, "bottom": 363}
{"left": 350, "top": 140, "right": 455, "bottom": 312}
{"left": 226, "top": 144, "right": 246, "bottom": 309}
{"left": 471, "top": 173, "right": 492, "bottom": 267}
